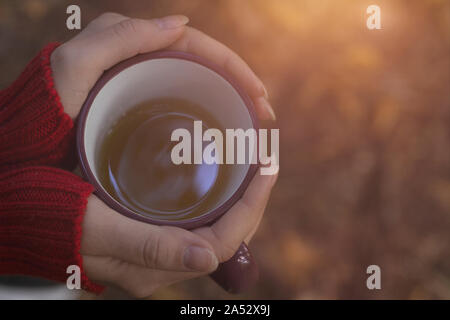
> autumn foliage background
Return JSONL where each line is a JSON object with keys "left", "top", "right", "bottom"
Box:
{"left": 0, "top": 0, "right": 449, "bottom": 299}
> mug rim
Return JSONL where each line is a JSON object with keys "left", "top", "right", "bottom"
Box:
{"left": 76, "top": 50, "right": 259, "bottom": 230}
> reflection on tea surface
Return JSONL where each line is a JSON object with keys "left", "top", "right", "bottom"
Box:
{"left": 98, "top": 98, "right": 229, "bottom": 220}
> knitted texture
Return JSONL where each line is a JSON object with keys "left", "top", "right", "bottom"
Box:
{"left": 0, "top": 44, "right": 103, "bottom": 294}
{"left": 0, "top": 42, "right": 77, "bottom": 172}
{"left": 0, "top": 167, "right": 103, "bottom": 293}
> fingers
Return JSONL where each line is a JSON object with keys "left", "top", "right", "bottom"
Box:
{"left": 244, "top": 172, "right": 278, "bottom": 244}
{"left": 193, "top": 172, "right": 278, "bottom": 262}
{"left": 83, "top": 255, "right": 204, "bottom": 299}
{"left": 81, "top": 12, "right": 129, "bottom": 35}
{"left": 54, "top": 14, "right": 275, "bottom": 122}
{"left": 52, "top": 15, "right": 189, "bottom": 119}
{"left": 76, "top": 15, "right": 189, "bottom": 72}
{"left": 168, "top": 27, "right": 263, "bottom": 98}
{"left": 81, "top": 195, "right": 218, "bottom": 273}
{"left": 167, "top": 27, "right": 276, "bottom": 121}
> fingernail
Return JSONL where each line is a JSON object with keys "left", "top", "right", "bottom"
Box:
{"left": 257, "top": 97, "right": 276, "bottom": 121}
{"left": 184, "top": 246, "right": 218, "bottom": 272}
{"left": 155, "top": 15, "right": 189, "bottom": 30}
{"left": 262, "top": 84, "right": 269, "bottom": 99}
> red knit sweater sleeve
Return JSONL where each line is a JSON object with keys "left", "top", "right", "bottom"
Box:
{"left": 0, "top": 167, "right": 102, "bottom": 293}
{"left": 0, "top": 44, "right": 103, "bottom": 294}
{"left": 0, "top": 42, "right": 76, "bottom": 172}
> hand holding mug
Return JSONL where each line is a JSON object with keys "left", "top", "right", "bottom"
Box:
{"left": 52, "top": 13, "right": 277, "bottom": 298}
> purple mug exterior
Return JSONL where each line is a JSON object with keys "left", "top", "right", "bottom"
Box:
{"left": 76, "top": 50, "right": 260, "bottom": 294}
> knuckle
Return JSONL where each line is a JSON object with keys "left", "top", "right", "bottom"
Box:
{"left": 141, "top": 233, "right": 167, "bottom": 268}
{"left": 209, "top": 227, "right": 237, "bottom": 262}
{"left": 112, "top": 18, "right": 139, "bottom": 39}
{"left": 219, "top": 243, "right": 237, "bottom": 262}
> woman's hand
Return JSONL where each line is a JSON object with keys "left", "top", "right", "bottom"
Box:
{"left": 54, "top": 13, "right": 277, "bottom": 298}
{"left": 51, "top": 12, "right": 275, "bottom": 121}
{"left": 82, "top": 169, "right": 276, "bottom": 298}
{"left": 81, "top": 194, "right": 218, "bottom": 298}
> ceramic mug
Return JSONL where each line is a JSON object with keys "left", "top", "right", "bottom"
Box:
{"left": 76, "top": 51, "right": 259, "bottom": 293}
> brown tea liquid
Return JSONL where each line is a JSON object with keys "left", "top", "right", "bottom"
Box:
{"left": 98, "top": 98, "right": 229, "bottom": 221}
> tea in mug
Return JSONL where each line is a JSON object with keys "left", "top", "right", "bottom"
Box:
{"left": 97, "top": 98, "right": 230, "bottom": 221}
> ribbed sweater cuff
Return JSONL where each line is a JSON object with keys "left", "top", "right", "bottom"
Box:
{"left": 0, "top": 42, "right": 77, "bottom": 172}
{"left": 0, "top": 166, "right": 103, "bottom": 294}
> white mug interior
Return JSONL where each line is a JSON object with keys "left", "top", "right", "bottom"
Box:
{"left": 83, "top": 57, "right": 254, "bottom": 219}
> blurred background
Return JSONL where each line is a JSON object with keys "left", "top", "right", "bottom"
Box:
{"left": 0, "top": 0, "right": 449, "bottom": 299}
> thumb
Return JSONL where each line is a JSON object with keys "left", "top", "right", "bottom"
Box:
{"left": 82, "top": 195, "right": 219, "bottom": 273}
{"left": 85, "top": 15, "right": 189, "bottom": 71}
